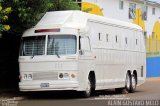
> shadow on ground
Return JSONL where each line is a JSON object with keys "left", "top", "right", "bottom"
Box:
{"left": 0, "top": 89, "right": 129, "bottom": 100}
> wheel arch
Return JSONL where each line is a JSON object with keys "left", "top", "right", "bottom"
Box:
{"left": 127, "top": 70, "right": 132, "bottom": 77}
{"left": 88, "top": 71, "right": 96, "bottom": 90}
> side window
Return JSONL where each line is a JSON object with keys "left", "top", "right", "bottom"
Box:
{"left": 106, "top": 34, "right": 109, "bottom": 42}
{"left": 116, "top": 35, "right": 118, "bottom": 43}
{"left": 142, "top": 6, "right": 148, "bottom": 20}
{"left": 152, "top": 7, "right": 155, "bottom": 15}
{"left": 134, "top": 31, "right": 141, "bottom": 51}
{"left": 129, "top": 3, "right": 136, "bottom": 19}
{"left": 125, "top": 37, "right": 128, "bottom": 44}
{"left": 119, "top": 0, "right": 124, "bottom": 10}
{"left": 144, "top": 31, "right": 147, "bottom": 36}
{"left": 80, "top": 36, "right": 91, "bottom": 51}
{"left": 136, "top": 39, "right": 138, "bottom": 45}
{"left": 98, "top": 33, "right": 102, "bottom": 41}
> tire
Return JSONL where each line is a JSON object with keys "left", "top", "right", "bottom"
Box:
{"left": 130, "top": 74, "right": 137, "bottom": 93}
{"left": 125, "top": 72, "right": 132, "bottom": 93}
{"left": 82, "top": 76, "right": 92, "bottom": 98}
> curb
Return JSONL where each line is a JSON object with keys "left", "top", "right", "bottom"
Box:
{"left": 146, "top": 77, "right": 160, "bottom": 81}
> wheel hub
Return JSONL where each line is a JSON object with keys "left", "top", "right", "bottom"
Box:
{"left": 86, "top": 79, "right": 91, "bottom": 94}
{"left": 132, "top": 75, "right": 136, "bottom": 89}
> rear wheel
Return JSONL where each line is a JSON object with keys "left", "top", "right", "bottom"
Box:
{"left": 130, "top": 74, "right": 137, "bottom": 93}
{"left": 125, "top": 73, "right": 132, "bottom": 92}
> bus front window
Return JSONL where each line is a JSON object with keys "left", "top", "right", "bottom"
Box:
{"left": 47, "top": 35, "right": 77, "bottom": 56}
{"left": 20, "top": 36, "right": 45, "bottom": 56}
{"left": 20, "top": 35, "right": 77, "bottom": 56}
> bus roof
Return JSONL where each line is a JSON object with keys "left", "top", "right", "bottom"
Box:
{"left": 35, "top": 10, "right": 142, "bottom": 31}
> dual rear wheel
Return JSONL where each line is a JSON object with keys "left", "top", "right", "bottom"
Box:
{"left": 125, "top": 73, "right": 137, "bottom": 93}
{"left": 116, "top": 72, "right": 137, "bottom": 93}
{"left": 83, "top": 72, "right": 137, "bottom": 97}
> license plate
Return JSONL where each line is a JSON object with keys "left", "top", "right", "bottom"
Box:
{"left": 40, "top": 83, "right": 49, "bottom": 88}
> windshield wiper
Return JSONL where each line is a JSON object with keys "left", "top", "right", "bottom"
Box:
{"left": 55, "top": 42, "right": 60, "bottom": 58}
{"left": 55, "top": 51, "right": 60, "bottom": 58}
{"left": 31, "top": 52, "right": 35, "bottom": 59}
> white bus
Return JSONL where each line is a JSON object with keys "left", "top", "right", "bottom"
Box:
{"left": 19, "top": 11, "right": 146, "bottom": 97}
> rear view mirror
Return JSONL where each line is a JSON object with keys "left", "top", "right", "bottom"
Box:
{"left": 79, "top": 50, "right": 84, "bottom": 55}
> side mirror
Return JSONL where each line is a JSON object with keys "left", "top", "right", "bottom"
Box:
{"left": 79, "top": 50, "right": 84, "bottom": 55}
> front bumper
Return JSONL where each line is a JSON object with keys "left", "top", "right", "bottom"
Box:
{"left": 19, "top": 80, "right": 79, "bottom": 91}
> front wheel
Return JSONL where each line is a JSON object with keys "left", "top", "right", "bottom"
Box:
{"left": 82, "top": 76, "right": 92, "bottom": 98}
{"left": 125, "top": 73, "right": 131, "bottom": 92}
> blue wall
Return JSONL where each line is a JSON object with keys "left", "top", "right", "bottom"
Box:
{"left": 147, "top": 57, "right": 160, "bottom": 77}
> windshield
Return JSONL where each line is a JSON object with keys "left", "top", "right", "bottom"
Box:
{"left": 47, "top": 35, "right": 77, "bottom": 55}
{"left": 20, "top": 36, "right": 45, "bottom": 56}
{"left": 20, "top": 35, "right": 77, "bottom": 56}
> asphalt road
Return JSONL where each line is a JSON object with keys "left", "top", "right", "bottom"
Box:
{"left": 1, "top": 78, "right": 160, "bottom": 106}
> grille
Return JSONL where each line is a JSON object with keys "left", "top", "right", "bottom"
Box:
{"left": 33, "top": 72, "right": 58, "bottom": 80}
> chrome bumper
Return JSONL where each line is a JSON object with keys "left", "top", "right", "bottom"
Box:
{"left": 19, "top": 80, "right": 79, "bottom": 91}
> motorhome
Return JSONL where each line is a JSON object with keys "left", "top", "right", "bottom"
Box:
{"left": 19, "top": 11, "right": 146, "bottom": 97}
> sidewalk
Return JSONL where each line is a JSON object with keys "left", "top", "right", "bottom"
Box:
{"left": 146, "top": 77, "right": 160, "bottom": 82}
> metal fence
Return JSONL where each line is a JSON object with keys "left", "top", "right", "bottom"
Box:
{"left": 146, "top": 38, "right": 160, "bottom": 57}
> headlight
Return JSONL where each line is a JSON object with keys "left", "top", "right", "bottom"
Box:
{"left": 24, "top": 74, "right": 28, "bottom": 79}
{"left": 59, "top": 73, "right": 63, "bottom": 78}
{"left": 22, "top": 73, "right": 33, "bottom": 80}
{"left": 71, "top": 74, "right": 76, "bottom": 78}
{"left": 28, "top": 74, "right": 33, "bottom": 79}
{"left": 58, "top": 72, "right": 77, "bottom": 80}
{"left": 58, "top": 73, "right": 69, "bottom": 79}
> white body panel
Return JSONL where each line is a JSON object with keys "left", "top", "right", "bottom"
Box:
{"left": 19, "top": 11, "right": 146, "bottom": 92}
{"left": 83, "top": 0, "right": 160, "bottom": 37}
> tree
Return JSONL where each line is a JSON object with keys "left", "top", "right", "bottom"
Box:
{"left": 0, "top": 0, "right": 11, "bottom": 37}
{"left": 4, "top": 0, "right": 79, "bottom": 36}
{"left": 0, "top": 0, "right": 79, "bottom": 89}
{"left": 51, "top": 0, "right": 80, "bottom": 11}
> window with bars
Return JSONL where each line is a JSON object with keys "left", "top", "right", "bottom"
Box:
{"left": 152, "top": 8, "right": 155, "bottom": 15}
{"left": 142, "top": 6, "right": 148, "bottom": 20}
{"left": 129, "top": 3, "right": 136, "bottom": 19}
{"left": 119, "top": 0, "right": 124, "bottom": 10}
{"left": 20, "top": 36, "right": 45, "bottom": 56}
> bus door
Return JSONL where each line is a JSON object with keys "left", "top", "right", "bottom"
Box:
{"left": 78, "top": 36, "right": 94, "bottom": 85}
